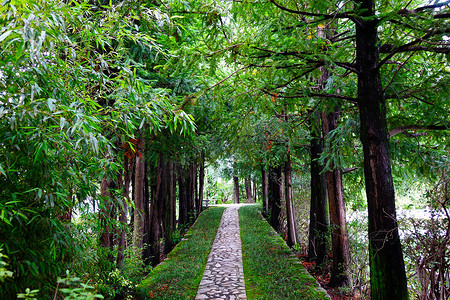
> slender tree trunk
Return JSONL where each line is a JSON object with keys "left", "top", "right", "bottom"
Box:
{"left": 261, "top": 166, "right": 268, "bottom": 216}
{"left": 133, "top": 139, "right": 146, "bottom": 256}
{"left": 148, "top": 184, "right": 161, "bottom": 266}
{"left": 308, "top": 113, "right": 329, "bottom": 265}
{"left": 197, "top": 151, "right": 205, "bottom": 216}
{"left": 116, "top": 155, "right": 133, "bottom": 268}
{"left": 355, "top": 1, "right": 408, "bottom": 298}
{"left": 187, "top": 162, "right": 196, "bottom": 222}
{"left": 322, "top": 108, "right": 351, "bottom": 287}
{"left": 164, "top": 161, "right": 175, "bottom": 254}
{"left": 177, "top": 164, "right": 188, "bottom": 228}
{"left": 99, "top": 177, "right": 114, "bottom": 251}
{"left": 172, "top": 163, "right": 177, "bottom": 232}
{"left": 244, "top": 176, "right": 252, "bottom": 203}
{"left": 193, "top": 161, "right": 198, "bottom": 215}
{"left": 233, "top": 176, "right": 240, "bottom": 204}
{"left": 252, "top": 180, "right": 257, "bottom": 203}
{"left": 285, "top": 152, "right": 298, "bottom": 247}
{"left": 142, "top": 160, "right": 151, "bottom": 264}
{"left": 153, "top": 153, "right": 169, "bottom": 262}
{"left": 268, "top": 166, "right": 282, "bottom": 232}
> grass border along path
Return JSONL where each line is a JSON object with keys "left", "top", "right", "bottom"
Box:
{"left": 239, "top": 204, "right": 329, "bottom": 300}
{"left": 136, "top": 206, "right": 226, "bottom": 299}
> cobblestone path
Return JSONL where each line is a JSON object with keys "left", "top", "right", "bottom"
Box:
{"left": 195, "top": 205, "right": 247, "bottom": 300}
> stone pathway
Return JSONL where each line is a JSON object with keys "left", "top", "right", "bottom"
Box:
{"left": 195, "top": 205, "right": 247, "bottom": 300}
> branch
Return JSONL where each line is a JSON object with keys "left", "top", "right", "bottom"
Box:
{"left": 343, "top": 167, "right": 360, "bottom": 174}
{"left": 397, "top": 0, "right": 450, "bottom": 17}
{"left": 269, "top": 0, "right": 355, "bottom": 21}
{"left": 380, "top": 44, "right": 450, "bottom": 55}
{"left": 263, "top": 89, "right": 357, "bottom": 103}
{"left": 310, "top": 92, "right": 358, "bottom": 103}
{"left": 377, "top": 31, "right": 433, "bottom": 69}
{"left": 204, "top": 65, "right": 250, "bottom": 92}
{"left": 334, "top": 61, "right": 359, "bottom": 74}
{"left": 206, "top": 43, "right": 245, "bottom": 57}
{"left": 385, "top": 88, "right": 438, "bottom": 103}
{"left": 414, "top": 0, "right": 450, "bottom": 12}
{"left": 389, "top": 125, "right": 448, "bottom": 138}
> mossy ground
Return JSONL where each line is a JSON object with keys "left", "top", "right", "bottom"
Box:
{"left": 136, "top": 206, "right": 226, "bottom": 299}
{"left": 239, "top": 204, "right": 329, "bottom": 300}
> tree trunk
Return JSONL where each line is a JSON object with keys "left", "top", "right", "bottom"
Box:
{"left": 268, "top": 166, "right": 282, "bottom": 232}
{"left": 193, "top": 161, "right": 198, "bottom": 215}
{"left": 261, "top": 166, "right": 268, "bottom": 216}
{"left": 132, "top": 140, "right": 146, "bottom": 256}
{"left": 99, "top": 177, "right": 114, "bottom": 251}
{"left": 116, "top": 155, "right": 133, "bottom": 268}
{"left": 244, "top": 176, "right": 252, "bottom": 203}
{"left": 233, "top": 176, "right": 240, "bottom": 204}
{"left": 322, "top": 108, "right": 351, "bottom": 287}
{"left": 355, "top": 1, "right": 408, "bottom": 298}
{"left": 142, "top": 160, "right": 151, "bottom": 264}
{"left": 285, "top": 152, "right": 298, "bottom": 247}
{"left": 252, "top": 180, "right": 257, "bottom": 203}
{"left": 187, "top": 162, "right": 196, "bottom": 222}
{"left": 177, "top": 164, "right": 188, "bottom": 228}
{"left": 164, "top": 160, "right": 175, "bottom": 254}
{"left": 308, "top": 112, "right": 329, "bottom": 265}
{"left": 153, "top": 153, "right": 169, "bottom": 262}
{"left": 172, "top": 163, "right": 177, "bottom": 232}
{"left": 197, "top": 151, "right": 206, "bottom": 216}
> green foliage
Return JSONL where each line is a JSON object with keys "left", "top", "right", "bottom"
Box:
{"left": 0, "top": 249, "right": 13, "bottom": 282}
{"left": 16, "top": 288, "right": 40, "bottom": 300}
{"left": 0, "top": 0, "right": 195, "bottom": 297}
{"left": 56, "top": 271, "right": 104, "bottom": 300}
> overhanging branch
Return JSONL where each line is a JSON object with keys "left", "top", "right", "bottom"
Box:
{"left": 389, "top": 125, "right": 448, "bottom": 138}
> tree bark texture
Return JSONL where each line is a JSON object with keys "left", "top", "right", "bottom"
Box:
{"left": 164, "top": 160, "right": 175, "bottom": 254}
{"left": 99, "top": 176, "right": 115, "bottom": 251}
{"left": 322, "top": 108, "right": 351, "bottom": 287}
{"left": 268, "top": 165, "right": 282, "bottom": 232}
{"left": 142, "top": 161, "right": 151, "bottom": 265}
{"left": 193, "top": 161, "right": 198, "bottom": 215}
{"left": 308, "top": 113, "right": 329, "bottom": 265}
{"left": 132, "top": 140, "right": 146, "bottom": 255}
{"left": 284, "top": 152, "right": 298, "bottom": 247}
{"left": 233, "top": 176, "right": 240, "bottom": 204}
{"left": 187, "top": 162, "right": 196, "bottom": 221}
{"left": 177, "top": 164, "right": 188, "bottom": 227}
{"left": 197, "top": 151, "right": 206, "bottom": 216}
{"left": 116, "top": 155, "right": 133, "bottom": 268}
{"left": 245, "top": 176, "right": 253, "bottom": 203}
{"left": 355, "top": 1, "right": 408, "bottom": 298}
{"left": 261, "top": 166, "right": 268, "bottom": 216}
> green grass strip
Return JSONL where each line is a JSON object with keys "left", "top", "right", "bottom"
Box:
{"left": 136, "top": 206, "right": 226, "bottom": 300}
{"left": 239, "top": 204, "right": 329, "bottom": 300}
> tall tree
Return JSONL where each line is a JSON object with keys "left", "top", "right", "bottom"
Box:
{"left": 308, "top": 112, "right": 330, "bottom": 265}
{"left": 284, "top": 151, "right": 298, "bottom": 247}
{"left": 233, "top": 176, "right": 240, "bottom": 204}
{"left": 322, "top": 106, "right": 351, "bottom": 287}
{"left": 268, "top": 165, "right": 283, "bottom": 232}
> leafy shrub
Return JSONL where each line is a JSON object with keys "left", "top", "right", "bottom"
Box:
{"left": 401, "top": 175, "right": 449, "bottom": 300}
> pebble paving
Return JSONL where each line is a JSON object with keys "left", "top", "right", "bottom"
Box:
{"left": 195, "top": 205, "right": 247, "bottom": 300}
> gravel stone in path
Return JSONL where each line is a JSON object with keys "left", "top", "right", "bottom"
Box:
{"left": 195, "top": 205, "right": 247, "bottom": 300}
